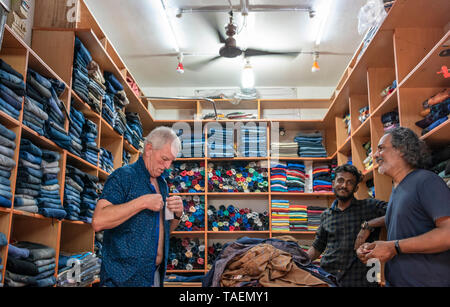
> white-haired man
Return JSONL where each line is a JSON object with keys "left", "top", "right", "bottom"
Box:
{"left": 92, "top": 126, "right": 184, "bottom": 287}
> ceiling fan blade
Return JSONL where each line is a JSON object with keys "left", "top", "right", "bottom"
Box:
{"left": 244, "top": 48, "right": 301, "bottom": 58}
{"left": 183, "top": 56, "right": 222, "bottom": 71}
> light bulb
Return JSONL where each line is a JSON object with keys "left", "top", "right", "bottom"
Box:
{"left": 176, "top": 62, "right": 184, "bottom": 74}
{"left": 311, "top": 60, "right": 320, "bottom": 72}
{"left": 241, "top": 61, "right": 255, "bottom": 89}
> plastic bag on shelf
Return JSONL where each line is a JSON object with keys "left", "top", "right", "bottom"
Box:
{"left": 357, "top": 0, "right": 387, "bottom": 35}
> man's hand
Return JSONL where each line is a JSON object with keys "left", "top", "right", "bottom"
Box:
{"left": 354, "top": 229, "right": 371, "bottom": 250}
{"left": 140, "top": 194, "right": 164, "bottom": 212}
{"left": 166, "top": 196, "right": 184, "bottom": 217}
{"left": 357, "top": 241, "right": 397, "bottom": 264}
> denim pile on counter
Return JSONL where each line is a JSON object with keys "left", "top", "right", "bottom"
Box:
{"left": 57, "top": 251, "right": 101, "bottom": 287}
{"left": 0, "top": 59, "right": 25, "bottom": 120}
{"left": 0, "top": 123, "right": 16, "bottom": 208}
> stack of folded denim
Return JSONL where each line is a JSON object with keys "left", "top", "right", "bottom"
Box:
{"left": 125, "top": 112, "right": 144, "bottom": 150}
{"left": 99, "top": 148, "right": 114, "bottom": 174}
{"left": 207, "top": 126, "right": 234, "bottom": 158}
{"left": 122, "top": 150, "right": 131, "bottom": 166}
{"left": 23, "top": 96, "right": 48, "bottom": 135}
{"left": 381, "top": 111, "right": 399, "bottom": 132}
{"left": 79, "top": 173, "right": 99, "bottom": 224}
{"left": 64, "top": 165, "right": 85, "bottom": 221}
{"left": 104, "top": 71, "right": 128, "bottom": 108}
{"left": 113, "top": 107, "right": 126, "bottom": 136}
{"left": 236, "top": 123, "right": 267, "bottom": 157}
{"left": 68, "top": 106, "right": 85, "bottom": 157}
{"left": 415, "top": 89, "right": 450, "bottom": 136}
{"left": 94, "top": 231, "right": 103, "bottom": 259}
{"left": 14, "top": 138, "right": 42, "bottom": 213}
{"left": 176, "top": 129, "right": 205, "bottom": 158}
{"left": 294, "top": 131, "right": 327, "bottom": 158}
{"left": 57, "top": 251, "right": 101, "bottom": 287}
{"left": 0, "top": 123, "right": 16, "bottom": 208}
{"left": 81, "top": 119, "right": 99, "bottom": 166}
{"left": 73, "top": 37, "right": 92, "bottom": 104}
{"left": 86, "top": 61, "right": 105, "bottom": 114}
{"left": 0, "top": 59, "right": 25, "bottom": 120}
{"left": 101, "top": 93, "right": 116, "bottom": 127}
{"left": 313, "top": 164, "right": 333, "bottom": 193}
{"left": 5, "top": 241, "right": 56, "bottom": 287}
{"left": 270, "top": 161, "right": 287, "bottom": 192}
{"left": 0, "top": 231, "right": 6, "bottom": 285}
{"left": 38, "top": 149, "right": 66, "bottom": 220}
{"left": 286, "top": 163, "right": 306, "bottom": 192}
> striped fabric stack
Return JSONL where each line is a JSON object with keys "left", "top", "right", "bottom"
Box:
{"left": 271, "top": 199, "right": 290, "bottom": 232}
{"left": 286, "top": 163, "right": 306, "bottom": 192}
{"left": 312, "top": 164, "right": 333, "bottom": 193}
{"left": 289, "top": 204, "right": 308, "bottom": 231}
{"left": 236, "top": 123, "right": 267, "bottom": 157}
{"left": 307, "top": 206, "right": 326, "bottom": 231}
{"left": 270, "top": 161, "right": 287, "bottom": 192}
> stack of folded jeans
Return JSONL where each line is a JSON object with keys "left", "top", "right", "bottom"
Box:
{"left": 94, "top": 231, "right": 103, "bottom": 259}
{"left": 68, "top": 106, "right": 85, "bottom": 157}
{"left": 0, "top": 231, "right": 6, "bottom": 285}
{"left": 5, "top": 241, "right": 56, "bottom": 287}
{"left": 294, "top": 131, "right": 327, "bottom": 158}
{"left": 64, "top": 165, "right": 85, "bottom": 221}
{"left": 101, "top": 93, "right": 116, "bottom": 127}
{"left": 38, "top": 149, "right": 66, "bottom": 220}
{"left": 0, "top": 123, "right": 16, "bottom": 208}
{"left": 73, "top": 37, "right": 92, "bottom": 104}
{"left": 57, "top": 251, "right": 101, "bottom": 287}
{"left": 99, "top": 148, "right": 114, "bottom": 174}
{"left": 86, "top": 60, "right": 105, "bottom": 114}
{"left": 81, "top": 119, "right": 99, "bottom": 166}
{"left": 0, "top": 59, "right": 25, "bottom": 120}
{"left": 381, "top": 111, "right": 399, "bottom": 132}
{"left": 23, "top": 96, "right": 48, "bottom": 135}
{"left": 125, "top": 112, "right": 144, "bottom": 150}
{"left": 123, "top": 150, "right": 131, "bottom": 166}
{"left": 236, "top": 123, "right": 267, "bottom": 157}
{"left": 113, "top": 107, "right": 126, "bottom": 136}
{"left": 207, "top": 126, "right": 234, "bottom": 158}
{"left": 104, "top": 71, "right": 128, "bottom": 108}
{"left": 313, "top": 164, "right": 333, "bottom": 193}
{"left": 14, "top": 138, "right": 42, "bottom": 213}
{"left": 79, "top": 173, "right": 99, "bottom": 224}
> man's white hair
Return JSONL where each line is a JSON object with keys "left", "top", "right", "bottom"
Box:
{"left": 144, "top": 126, "right": 181, "bottom": 155}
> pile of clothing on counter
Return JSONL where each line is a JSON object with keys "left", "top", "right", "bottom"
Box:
{"left": 57, "top": 251, "right": 101, "bottom": 287}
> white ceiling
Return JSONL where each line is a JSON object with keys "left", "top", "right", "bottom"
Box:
{"left": 84, "top": 0, "right": 368, "bottom": 90}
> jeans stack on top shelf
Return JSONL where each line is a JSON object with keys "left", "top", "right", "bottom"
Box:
{"left": 14, "top": 138, "right": 42, "bottom": 213}
{"left": 104, "top": 71, "right": 128, "bottom": 135}
{"left": 122, "top": 150, "right": 131, "bottom": 166}
{"left": 0, "top": 123, "right": 16, "bottom": 208}
{"left": 82, "top": 119, "right": 99, "bottom": 166}
{"left": 0, "top": 59, "right": 25, "bottom": 120}
{"left": 99, "top": 148, "right": 114, "bottom": 174}
{"left": 64, "top": 165, "right": 84, "bottom": 222}
{"left": 236, "top": 123, "right": 267, "bottom": 157}
{"left": 294, "top": 131, "right": 327, "bottom": 158}
{"left": 79, "top": 172, "right": 99, "bottom": 224}
{"left": 57, "top": 251, "right": 101, "bottom": 287}
{"left": 5, "top": 241, "right": 56, "bottom": 287}
{"left": 38, "top": 149, "right": 66, "bottom": 219}
{"left": 72, "top": 37, "right": 91, "bottom": 106}
{"left": 207, "top": 126, "right": 234, "bottom": 158}
{"left": 68, "top": 106, "right": 84, "bottom": 157}
{"left": 86, "top": 60, "right": 105, "bottom": 114}
{"left": 125, "top": 112, "right": 144, "bottom": 151}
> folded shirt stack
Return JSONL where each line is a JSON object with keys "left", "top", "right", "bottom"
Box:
{"left": 167, "top": 237, "right": 205, "bottom": 271}
{"left": 5, "top": 241, "right": 56, "bottom": 287}
{"left": 57, "top": 251, "right": 101, "bottom": 287}
{"left": 236, "top": 123, "right": 267, "bottom": 157}
{"left": 363, "top": 140, "right": 373, "bottom": 171}
{"left": 271, "top": 142, "right": 299, "bottom": 157}
{"left": 207, "top": 126, "right": 234, "bottom": 158}
{"left": 381, "top": 111, "right": 399, "bottom": 132}
{"left": 271, "top": 199, "right": 290, "bottom": 232}
{"left": 415, "top": 89, "right": 450, "bottom": 136}
{"left": 359, "top": 106, "right": 370, "bottom": 124}
{"left": 286, "top": 163, "right": 306, "bottom": 193}
{"left": 270, "top": 161, "right": 287, "bottom": 192}
{"left": 0, "top": 123, "right": 16, "bottom": 208}
{"left": 14, "top": 138, "right": 42, "bottom": 213}
{"left": 289, "top": 204, "right": 308, "bottom": 231}
{"left": 0, "top": 58, "right": 25, "bottom": 120}
{"left": 307, "top": 206, "right": 326, "bottom": 231}
{"left": 312, "top": 164, "right": 333, "bottom": 193}
{"left": 294, "top": 131, "right": 327, "bottom": 158}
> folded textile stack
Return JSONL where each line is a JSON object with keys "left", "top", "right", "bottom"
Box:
{"left": 366, "top": 179, "right": 375, "bottom": 198}
{"left": 64, "top": 165, "right": 85, "bottom": 222}
{"left": 167, "top": 237, "right": 205, "bottom": 271}
{"left": 79, "top": 173, "right": 99, "bottom": 224}
{"left": 415, "top": 89, "right": 450, "bottom": 136}
{"left": 0, "top": 123, "right": 16, "bottom": 208}
{"left": 5, "top": 241, "right": 56, "bottom": 287}
{"left": 289, "top": 204, "right": 308, "bottom": 231}
{"left": 94, "top": 231, "right": 103, "bottom": 259}
{"left": 38, "top": 149, "right": 66, "bottom": 220}
{"left": 68, "top": 106, "right": 85, "bottom": 157}
{"left": 430, "top": 145, "right": 450, "bottom": 188}
{"left": 166, "top": 162, "right": 205, "bottom": 193}
{"left": 207, "top": 161, "right": 268, "bottom": 193}
{"left": 57, "top": 251, "right": 101, "bottom": 287}
{"left": 6, "top": 0, "right": 30, "bottom": 39}
{"left": 207, "top": 126, "right": 234, "bottom": 158}
{"left": 113, "top": 107, "right": 127, "bottom": 136}
{"left": 270, "top": 161, "right": 287, "bottom": 192}
{"left": 313, "top": 164, "right": 333, "bottom": 193}
{"left": 381, "top": 111, "right": 399, "bottom": 132}
{"left": 236, "top": 123, "right": 267, "bottom": 157}
{"left": 176, "top": 129, "right": 204, "bottom": 158}
{"left": 271, "top": 199, "right": 290, "bottom": 232}
{"left": 125, "top": 112, "right": 144, "bottom": 151}
{"left": 307, "top": 206, "right": 326, "bottom": 231}
{"left": 359, "top": 106, "right": 370, "bottom": 124}
{"left": 294, "top": 131, "right": 327, "bottom": 158}
{"left": 0, "top": 59, "right": 25, "bottom": 120}
{"left": 101, "top": 94, "right": 116, "bottom": 127}
{"left": 225, "top": 111, "right": 257, "bottom": 120}
{"left": 86, "top": 61, "right": 105, "bottom": 114}
{"left": 286, "top": 162, "right": 306, "bottom": 192}
{"left": 126, "top": 75, "right": 140, "bottom": 98}
{"left": 73, "top": 37, "right": 91, "bottom": 104}
{"left": 99, "top": 148, "right": 114, "bottom": 174}
{"left": 14, "top": 138, "right": 42, "bottom": 213}
{"left": 207, "top": 242, "right": 223, "bottom": 269}
{"left": 208, "top": 204, "right": 269, "bottom": 231}
{"left": 363, "top": 141, "right": 373, "bottom": 171}
{"left": 176, "top": 195, "right": 205, "bottom": 231}
{"left": 104, "top": 71, "right": 129, "bottom": 114}
{"left": 122, "top": 150, "right": 131, "bottom": 166}
{"left": 81, "top": 119, "right": 99, "bottom": 166}
{"left": 343, "top": 113, "right": 351, "bottom": 136}
{"left": 380, "top": 80, "right": 397, "bottom": 98}
{"left": 271, "top": 142, "right": 298, "bottom": 157}
{"left": 0, "top": 231, "right": 6, "bottom": 285}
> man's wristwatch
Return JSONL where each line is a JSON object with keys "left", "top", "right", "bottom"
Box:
{"left": 174, "top": 212, "right": 184, "bottom": 220}
{"left": 361, "top": 221, "right": 375, "bottom": 232}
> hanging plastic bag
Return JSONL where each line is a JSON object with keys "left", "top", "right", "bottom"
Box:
{"left": 357, "top": 0, "right": 387, "bottom": 35}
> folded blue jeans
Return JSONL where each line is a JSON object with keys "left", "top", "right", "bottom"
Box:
{"left": 39, "top": 207, "right": 67, "bottom": 220}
